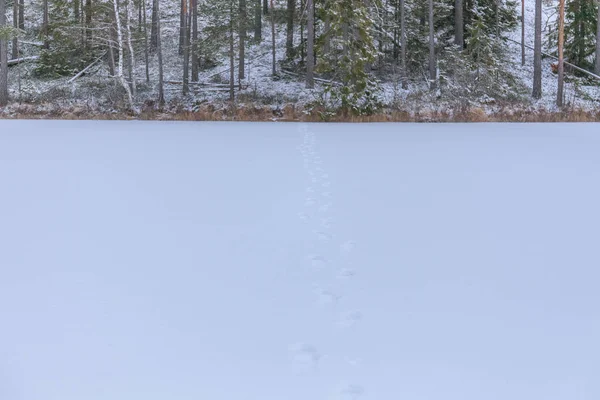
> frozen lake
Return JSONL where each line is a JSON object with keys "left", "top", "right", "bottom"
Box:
{"left": 1, "top": 121, "right": 599, "bottom": 400}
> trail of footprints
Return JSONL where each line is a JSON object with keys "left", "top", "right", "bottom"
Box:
{"left": 290, "top": 124, "right": 364, "bottom": 400}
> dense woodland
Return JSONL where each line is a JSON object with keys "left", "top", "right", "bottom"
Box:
{"left": 0, "top": 0, "right": 599, "bottom": 117}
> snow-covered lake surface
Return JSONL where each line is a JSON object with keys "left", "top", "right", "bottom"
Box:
{"left": 1, "top": 121, "right": 599, "bottom": 400}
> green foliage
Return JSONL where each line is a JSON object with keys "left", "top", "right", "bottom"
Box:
{"left": 315, "top": 0, "right": 382, "bottom": 115}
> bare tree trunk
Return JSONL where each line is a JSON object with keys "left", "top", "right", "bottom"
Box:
{"left": 428, "top": 0, "right": 436, "bottom": 90}
{"left": 455, "top": 0, "right": 463, "bottom": 48}
{"left": 143, "top": 0, "right": 149, "bottom": 82}
{"left": 18, "top": 0, "right": 24, "bottom": 29}
{"left": 285, "top": 0, "right": 295, "bottom": 60}
{"left": 113, "top": 0, "right": 135, "bottom": 111}
{"left": 125, "top": 0, "right": 137, "bottom": 97}
{"left": 521, "top": 0, "right": 525, "bottom": 65}
{"left": 400, "top": 0, "right": 407, "bottom": 89}
{"left": 596, "top": 0, "right": 600, "bottom": 74}
{"left": 255, "top": 0, "right": 262, "bottom": 42}
{"left": 263, "top": 0, "right": 268, "bottom": 15}
{"left": 85, "top": 0, "right": 92, "bottom": 48}
{"left": 306, "top": 0, "right": 314, "bottom": 88}
{"left": 0, "top": 0, "right": 8, "bottom": 107}
{"left": 230, "top": 1, "right": 235, "bottom": 102}
{"left": 557, "top": 0, "right": 565, "bottom": 106}
{"left": 179, "top": 0, "right": 186, "bottom": 54}
{"left": 12, "top": 0, "right": 18, "bottom": 59}
{"left": 43, "top": 0, "right": 50, "bottom": 49}
{"left": 532, "top": 0, "right": 542, "bottom": 99}
{"left": 150, "top": 0, "right": 158, "bottom": 49}
{"left": 191, "top": 0, "right": 198, "bottom": 81}
{"left": 239, "top": 0, "right": 246, "bottom": 79}
{"left": 155, "top": 0, "right": 164, "bottom": 105}
{"left": 74, "top": 0, "right": 80, "bottom": 20}
{"left": 182, "top": 0, "right": 190, "bottom": 95}
{"left": 271, "top": 0, "right": 276, "bottom": 75}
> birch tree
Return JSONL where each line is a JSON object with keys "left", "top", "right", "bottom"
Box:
{"left": 113, "top": 0, "right": 135, "bottom": 110}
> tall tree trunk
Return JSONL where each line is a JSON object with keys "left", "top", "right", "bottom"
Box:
{"left": 125, "top": 0, "right": 136, "bottom": 96}
{"left": 521, "top": 0, "right": 525, "bottom": 65}
{"left": 182, "top": 0, "right": 189, "bottom": 95}
{"left": 239, "top": 0, "right": 246, "bottom": 79}
{"left": 306, "top": 0, "right": 314, "bottom": 88}
{"left": 230, "top": 1, "right": 235, "bottom": 102}
{"left": 191, "top": 0, "right": 198, "bottom": 81}
{"left": 12, "top": 0, "right": 18, "bottom": 59}
{"left": 455, "top": 0, "right": 463, "bottom": 48}
{"left": 143, "top": 0, "right": 149, "bottom": 82}
{"left": 43, "top": 0, "right": 49, "bottom": 49}
{"left": 400, "top": 0, "right": 407, "bottom": 89}
{"left": 113, "top": 0, "right": 135, "bottom": 111}
{"left": 263, "top": 0, "right": 268, "bottom": 15}
{"left": 532, "top": 0, "right": 542, "bottom": 99}
{"left": 428, "top": 0, "right": 436, "bottom": 90}
{"left": 179, "top": 0, "right": 186, "bottom": 54}
{"left": 557, "top": 0, "right": 565, "bottom": 106}
{"left": 18, "top": 0, "right": 24, "bottom": 29}
{"left": 271, "top": 0, "right": 276, "bottom": 75}
{"left": 595, "top": 0, "right": 600, "bottom": 74}
{"left": 255, "top": 0, "right": 262, "bottom": 41}
{"left": 285, "top": 0, "right": 295, "bottom": 59}
{"left": 155, "top": 0, "right": 164, "bottom": 105}
{"left": 0, "top": 0, "right": 8, "bottom": 106}
{"left": 150, "top": 0, "right": 158, "bottom": 49}
{"left": 85, "top": 0, "right": 92, "bottom": 48}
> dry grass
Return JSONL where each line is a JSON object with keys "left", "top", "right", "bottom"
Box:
{"left": 3, "top": 102, "right": 600, "bottom": 122}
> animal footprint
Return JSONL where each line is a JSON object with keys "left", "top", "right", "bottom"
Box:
{"left": 319, "top": 202, "right": 332, "bottom": 212}
{"left": 341, "top": 240, "right": 356, "bottom": 255}
{"left": 315, "top": 231, "right": 332, "bottom": 242}
{"left": 338, "top": 310, "right": 362, "bottom": 328}
{"left": 289, "top": 343, "right": 322, "bottom": 372}
{"left": 337, "top": 268, "right": 356, "bottom": 279}
{"left": 338, "top": 383, "right": 365, "bottom": 400}
{"left": 308, "top": 254, "right": 328, "bottom": 270}
{"left": 313, "top": 285, "right": 342, "bottom": 305}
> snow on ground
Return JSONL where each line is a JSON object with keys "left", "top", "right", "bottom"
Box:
{"left": 1, "top": 121, "right": 600, "bottom": 400}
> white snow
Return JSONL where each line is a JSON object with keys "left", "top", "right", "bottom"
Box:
{"left": 1, "top": 121, "right": 600, "bottom": 400}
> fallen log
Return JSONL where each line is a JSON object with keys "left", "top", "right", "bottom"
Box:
{"left": 67, "top": 52, "right": 107, "bottom": 83}
{"left": 7, "top": 56, "right": 39, "bottom": 66}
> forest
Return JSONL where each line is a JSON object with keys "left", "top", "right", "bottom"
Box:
{"left": 0, "top": 0, "right": 599, "bottom": 120}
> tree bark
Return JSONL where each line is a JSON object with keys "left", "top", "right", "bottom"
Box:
{"left": 12, "top": 0, "right": 18, "bottom": 59}
{"left": 125, "top": 0, "right": 136, "bottom": 96}
{"left": 306, "top": 0, "right": 314, "bottom": 88}
{"left": 263, "top": 0, "right": 268, "bottom": 15}
{"left": 532, "top": 0, "right": 542, "bottom": 99}
{"left": 400, "top": 0, "right": 407, "bottom": 89}
{"left": 255, "top": 0, "right": 262, "bottom": 42}
{"left": 182, "top": 0, "right": 189, "bottom": 95}
{"left": 191, "top": 0, "right": 198, "bottom": 81}
{"left": 595, "top": 0, "right": 600, "bottom": 74}
{"left": 286, "top": 0, "right": 295, "bottom": 60}
{"left": 150, "top": 0, "right": 158, "bottom": 49}
{"left": 230, "top": 1, "right": 235, "bottom": 102}
{"left": 271, "top": 0, "right": 276, "bottom": 75}
{"left": 428, "top": 0, "right": 436, "bottom": 90}
{"left": 239, "top": 0, "right": 246, "bottom": 79}
{"left": 85, "top": 0, "right": 92, "bottom": 49}
{"left": 155, "top": 0, "right": 164, "bottom": 105}
{"left": 0, "top": 0, "right": 8, "bottom": 106}
{"left": 18, "top": 0, "right": 24, "bottom": 29}
{"left": 557, "top": 0, "right": 565, "bottom": 106}
{"left": 179, "top": 0, "right": 186, "bottom": 54}
{"left": 455, "top": 0, "right": 463, "bottom": 48}
{"left": 521, "top": 0, "right": 525, "bottom": 65}
{"left": 143, "top": 0, "right": 150, "bottom": 82}
{"left": 113, "top": 0, "right": 135, "bottom": 111}
{"left": 43, "top": 0, "right": 50, "bottom": 49}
